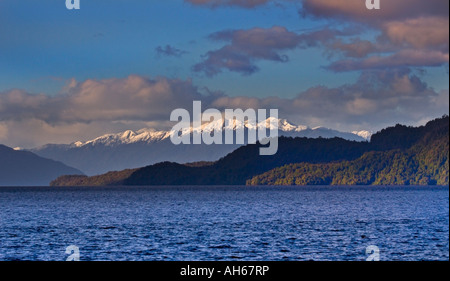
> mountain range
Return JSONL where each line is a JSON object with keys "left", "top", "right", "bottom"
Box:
{"left": 30, "top": 118, "right": 370, "bottom": 176}
{"left": 0, "top": 145, "right": 83, "bottom": 186}
{"left": 51, "top": 116, "right": 449, "bottom": 187}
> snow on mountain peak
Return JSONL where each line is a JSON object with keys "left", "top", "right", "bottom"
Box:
{"left": 69, "top": 118, "right": 370, "bottom": 148}
{"left": 73, "top": 141, "right": 84, "bottom": 147}
{"left": 121, "top": 130, "right": 136, "bottom": 139}
{"left": 72, "top": 129, "right": 171, "bottom": 147}
{"left": 352, "top": 130, "right": 372, "bottom": 140}
{"left": 190, "top": 117, "right": 308, "bottom": 133}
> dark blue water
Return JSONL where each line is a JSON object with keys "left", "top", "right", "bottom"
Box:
{"left": 0, "top": 186, "right": 448, "bottom": 261}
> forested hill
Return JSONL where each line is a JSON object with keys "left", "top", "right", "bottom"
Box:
{"left": 51, "top": 116, "right": 449, "bottom": 186}
{"left": 248, "top": 116, "right": 449, "bottom": 186}
{"left": 124, "top": 137, "right": 370, "bottom": 185}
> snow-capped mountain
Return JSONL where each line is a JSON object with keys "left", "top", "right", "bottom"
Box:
{"left": 71, "top": 129, "right": 171, "bottom": 148}
{"left": 31, "top": 118, "right": 368, "bottom": 175}
{"left": 352, "top": 130, "right": 373, "bottom": 140}
{"left": 68, "top": 118, "right": 364, "bottom": 148}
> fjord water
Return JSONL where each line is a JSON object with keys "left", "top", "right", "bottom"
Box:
{"left": 0, "top": 186, "right": 448, "bottom": 261}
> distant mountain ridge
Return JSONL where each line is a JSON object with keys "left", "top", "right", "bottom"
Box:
{"left": 50, "top": 116, "right": 448, "bottom": 187}
{"left": 0, "top": 144, "right": 84, "bottom": 186}
{"left": 41, "top": 118, "right": 370, "bottom": 148}
{"left": 32, "top": 118, "right": 369, "bottom": 175}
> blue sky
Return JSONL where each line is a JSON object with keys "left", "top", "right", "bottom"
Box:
{"left": 0, "top": 0, "right": 372, "bottom": 97}
{"left": 0, "top": 0, "right": 448, "bottom": 147}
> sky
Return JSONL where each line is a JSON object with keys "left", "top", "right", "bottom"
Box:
{"left": 0, "top": 0, "right": 449, "bottom": 148}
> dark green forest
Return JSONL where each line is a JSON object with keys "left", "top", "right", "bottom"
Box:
{"left": 50, "top": 168, "right": 137, "bottom": 186}
{"left": 248, "top": 116, "right": 449, "bottom": 186}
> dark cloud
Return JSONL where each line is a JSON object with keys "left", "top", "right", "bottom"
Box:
{"left": 300, "top": 0, "right": 449, "bottom": 72}
{"left": 327, "top": 50, "right": 449, "bottom": 72}
{"left": 296, "top": 27, "right": 361, "bottom": 48}
{"left": 193, "top": 26, "right": 302, "bottom": 76}
{"left": 155, "top": 45, "right": 188, "bottom": 58}
{"left": 194, "top": 18, "right": 448, "bottom": 76}
{"left": 301, "top": 0, "right": 449, "bottom": 22}
{"left": 186, "top": 0, "right": 449, "bottom": 19}
{"left": 93, "top": 33, "right": 104, "bottom": 38}
{"left": 190, "top": 0, "right": 449, "bottom": 74}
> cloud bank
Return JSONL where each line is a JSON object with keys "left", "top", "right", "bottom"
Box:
{"left": 190, "top": 0, "right": 448, "bottom": 76}
{"left": 193, "top": 26, "right": 301, "bottom": 76}
{"left": 1, "top": 71, "right": 447, "bottom": 147}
